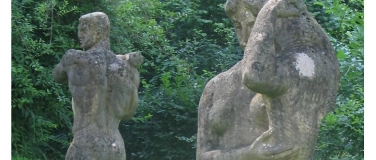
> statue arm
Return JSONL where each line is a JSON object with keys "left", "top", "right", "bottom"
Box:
{"left": 196, "top": 81, "right": 265, "bottom": 160}
{"left": 116, "top": 52, "right": 142, "bottom": 121}
{"left": 197, "top": 80, "right": 220, "bottom": 160}
{"left": 199, "top": 143, "right": 299, "bottom": 160}
{"left": 52, "top": 62, "right": 67, "bottom": 84}
{"left": 197, "top": 82, "right": 299, "bottom": 160}
{"left": 52, "top": 54, "right": 69, "bottom": 84}
{"left": 122, "top": 87, "right": 138, "bottom": 121}
{"left": 52, "top": 49, "right": 78, "bottom": 84}
{"left": 241, "top": 0, "right": 298, "bottom": 97}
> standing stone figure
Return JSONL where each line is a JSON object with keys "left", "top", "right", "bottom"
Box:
{"left": 52, "top": 12, "right": 143, "bottom": 160}
{"left": 196, "top": 0, "right": 339, "bottom": 159}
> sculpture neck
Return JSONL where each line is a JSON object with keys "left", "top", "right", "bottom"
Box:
{"left": 87, "top": 38, "right": 111, "bottom": 51}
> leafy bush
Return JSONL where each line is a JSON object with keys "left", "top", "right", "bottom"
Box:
{"left": 11, "top": 0, "right": 77, "bottom": 159}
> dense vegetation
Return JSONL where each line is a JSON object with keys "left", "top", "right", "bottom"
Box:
{"left": 11, "top": 0, "right": 363, "bottom": 159}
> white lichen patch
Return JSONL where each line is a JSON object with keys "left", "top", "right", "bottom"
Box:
{"left": 212, "top": 76, "right": 219, "bottom": 83}
{"left": 109, "top": 63, "right": 120, "bottom": 71}
{"left": 255, "top": 32, "right": 266, "bottom": 42}
{"left": 294, "top": 53, "right": 315, "bottom": 79}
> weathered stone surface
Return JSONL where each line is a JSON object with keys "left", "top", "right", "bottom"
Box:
{"left": 196, "top": 0, "right": 339, "bottom": 160}
{"left": 52, "top": 12, "right": 143, "bottom": 160}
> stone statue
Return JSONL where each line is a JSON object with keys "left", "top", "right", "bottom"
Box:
{"left": 52, "top": 12, "right": 143, "bottom": 160}
{"left": 196, "top": 0, "right": 339, "bottom": 159}
{"left": 196, "top": 1, "right": 268, "bottom": 159}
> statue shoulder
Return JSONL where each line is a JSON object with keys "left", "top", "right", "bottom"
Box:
{"left": 206, "top": 62, "right": 241, "bottom": 88}
{"left": 61, "top": 49, "right": 85, "bottom": 67}
{"left": 65, "top": 49, "right": 82, "bottom": 56}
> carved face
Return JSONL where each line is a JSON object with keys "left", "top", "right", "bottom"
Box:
{"left": 225, "top": 0, "right": 266, "bottom": 50}
{"left": 229, "top": 6, "right": 256, "bottom": 50}
{"left": 77, "top": 22, "right": 100, "bottom": 50}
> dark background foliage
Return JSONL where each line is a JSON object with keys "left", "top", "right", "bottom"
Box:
{"left": 11, "top": 0, "right": 363, "bottom": 159}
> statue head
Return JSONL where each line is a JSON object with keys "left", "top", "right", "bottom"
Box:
{"left": 78, "top": 12, "right": 110, "bottom": 50}
{"left": 225, "top": 0, "right": 267, "bottom": 50}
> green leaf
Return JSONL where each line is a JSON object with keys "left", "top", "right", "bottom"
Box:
{"left": 314, "top": 2, "right": 325, "bottom": 7}
{"left": 337, "top": 50, "right": 347, "bottom": 59}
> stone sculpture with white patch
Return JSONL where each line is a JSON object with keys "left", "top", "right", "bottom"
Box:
{"left": 52, "top": 12, "right": 143, "bottom": 160}
{"left": 197, "top": 0, "right": 339, "bottom": 159}
{"left": 294, "top": 53, "right": 315, "bottom": 79}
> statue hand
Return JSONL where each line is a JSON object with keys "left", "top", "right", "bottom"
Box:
{"left": 259, "top": 0, "right": 300, "bottom": 18}
{"left": 116, "top": 52, "right": 143, "bottom": 67}
{"left": 248, "top": 128, "right": 300, "bottom": 160}
{"left": 275, "top": 0, "right": 301, "bottom": 17}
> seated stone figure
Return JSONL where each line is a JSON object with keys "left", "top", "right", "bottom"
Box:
{"left": 241, "top": 0, "right": 339, "bottom": 159}
{"left": 197, "top": 0, "right": 339, "bottom": 159}
{"left": 52, "top": 12, "right": 143, "bottom": 160}
{"left": 196, "top": 1, "right": 269, "bottom": 160}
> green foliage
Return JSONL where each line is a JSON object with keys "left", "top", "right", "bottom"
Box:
{"left": 305, "top": 0, "right": 364, "bottom": 159}
{"left": 12, "top": 0, "right": 363, "bottom": 159}
{"left": 11, "top": 0, "right": 76, "bottom": 159}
